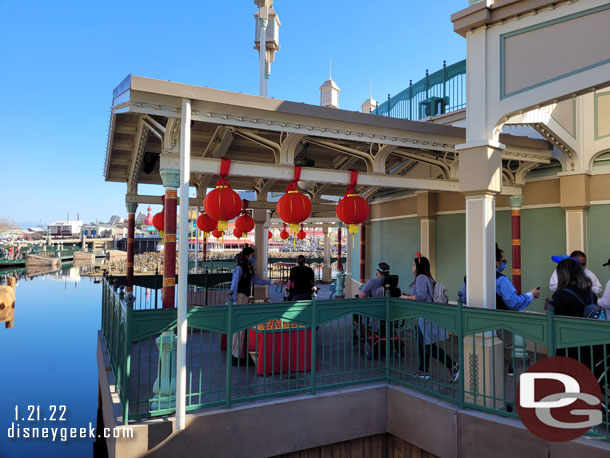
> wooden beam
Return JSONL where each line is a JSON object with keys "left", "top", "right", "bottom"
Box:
{"left": 125, "top": 193, "right": 337, "bottom": 211}
{"left": 160, "top": 154, "right": 459, "bottom": 192}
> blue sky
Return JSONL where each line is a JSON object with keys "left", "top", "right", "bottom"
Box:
{"left": 0, "top": 0, "right": 466, "bottom": 227}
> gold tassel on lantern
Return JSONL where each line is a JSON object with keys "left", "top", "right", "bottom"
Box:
{"left": 217, "top": 220, "right": 228, "bottom": 232}
{"left": 349, "top": 224, "right": 358, "bottom": 248}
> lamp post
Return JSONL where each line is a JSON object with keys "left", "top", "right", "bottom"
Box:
{"left": 253, "top": 1, "right": 280, "bottom": 97}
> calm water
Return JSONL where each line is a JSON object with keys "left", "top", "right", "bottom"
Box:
{"left": 0, "top": 265, "right": 104, "bottom": 458}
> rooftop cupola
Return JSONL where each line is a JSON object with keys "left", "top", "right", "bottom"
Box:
{"left": 320, "top": 60, "right": 340, "bottom": 109}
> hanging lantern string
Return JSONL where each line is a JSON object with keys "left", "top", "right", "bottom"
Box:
{"left": 285, "top": 165, "right": 302, "bottom": 192}
{"left": 348, "top": 169, "right": 360, "bottom": 249}
{"left": 215, "top": 158, "right": 232, "bottom": 188}
{"left": 287, "top": 167, "right": 301, "bottom": 233}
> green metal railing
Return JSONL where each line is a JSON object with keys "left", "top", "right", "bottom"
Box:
{"left": 374, "top": 60, "right": 466, "bottom": 120}
{"left": 101, "top": 278, "right": 610, "bottom": 442}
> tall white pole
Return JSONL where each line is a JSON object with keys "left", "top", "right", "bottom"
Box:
{"left": 194, "top": 207, "right": 199, "bottom": 274}
{"left": 176, "top": 98, "right": 191, "bottom": 431}
{"left": 258, "top": 16, "right": 268, "bottom": 97}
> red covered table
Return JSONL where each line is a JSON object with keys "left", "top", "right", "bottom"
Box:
{"left": 248, "top": 320, "right": 313, "bottom": 376}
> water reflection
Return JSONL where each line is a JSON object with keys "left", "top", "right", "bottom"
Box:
{"left": 0, "top": 259, "right": 108, "bottom": 285}
{"left": 0, "top": 261, "right": 104, "bottom": 457}
{"left": 0, "top": 277, "right": 16, "bottom": 329}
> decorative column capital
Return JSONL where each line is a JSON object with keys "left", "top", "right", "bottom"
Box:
{"left": 160, "top": 169, "right": 180, "bottom": 188}
{"left": 509, "top": 195, "right": 524, "bottom": 209}
{"left": 126, "top": 202, "right": 138, "bottom": 214}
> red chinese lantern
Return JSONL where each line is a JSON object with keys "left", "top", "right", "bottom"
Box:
{"left": 152, "top": 212, "right": 164, "bottom": 231}
{"left": 212, "top": 228, "right": 224, "bottom": 239}
{"left": 196, "top": 212, "right": 217, "bottom": 237}
{"left": 297, "top": 229, "right": 306, "bottom": 240}
{"left": 203, "top": 158, "right": 241, "bottom": 232}
{"left": 234, "top": 200, "right": 255, "bottom": 238}
{"left": 233, "top": 228, "right": 242, "bottom": 238}
{"left": 337, "top": 170, "right": 369, "bottom": 244}
{"left": 280, "top": 229, "right": 289, "bottom": 240}
{"left": 276, "top": 166, "right": 311, "bottom": 235}
{"left": 268, "top": 230, "right": 273, "bottom": 240}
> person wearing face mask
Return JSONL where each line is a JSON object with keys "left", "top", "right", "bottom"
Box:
{"left": 459, "top": 244, "right": 540, "bottom": 310}
{"left": 460, "top": 244, "right": 539, "bottom": 376}
{"left": 548, "top": 250, "right": 603, "bottom": 297}
{"left": 229, "top": 245, "right": 280, "bottom": 366}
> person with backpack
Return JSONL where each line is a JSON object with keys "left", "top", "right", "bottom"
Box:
{"left": 551, "top": 258, "right": 601, "bottom": 318}
{"left": 460, "top": 244, "right": 540, "bottom": 376}
{"left": 549, "top": 250, "right": 603, "bottom": 296}
{"left": 359, "top": 262, "right": 391, "bottom": 298}
{"left": 401, "top": 253, "right": 458, "bottom": 382}
{"left": 354, "top": 262, "right": 392, "bottom": 340}
{"left": 552, "top": 258, "right": 609, "bottom": 380}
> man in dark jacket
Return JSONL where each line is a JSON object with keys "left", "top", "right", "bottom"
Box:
{"left": 289, "top": 255, "right": 315, "bottom": 300}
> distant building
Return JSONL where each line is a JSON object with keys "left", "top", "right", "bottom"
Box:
{"left": 143, "top": 206, "right": 154, "bottom": 226}
{"left": 47, "top": 221, "right": 83, "bottom": 237}
{"left": 108, "top": 215, "right": 124, "bottom": 226}
{"left": 81, "top": 223, "right": 121, "bottom": 238}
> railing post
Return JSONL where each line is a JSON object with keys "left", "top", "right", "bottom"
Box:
{"left": 204, "top": 267, "right": 209, "bottom": 306}
{"left": 123, "top": 293, "right": 134, "bottom": 425}
{"left": 442, "top": 60, "right": 447, "bottom": 100}
{"left": 457, "top": 291, "right": 465, "bottom": 408}
{"left": 387, "top": 93, "right": 391, "bottom": 117}
{"left": 155, "top": 267, "right": 159, "bottom": 309}
{"left": 226, "top": 291, "right": 234, "bottom": 408}
{"left": 385, "top": 291, "right": 391, "bottom": 380}
{"left": 545, "top": 297, "right": 556, "bottom": 357}
{"left": 311, "top": 288, "right": 318, "bottom": 395}
{"left": 408, "top": 80, "right": 413, "bottom": 120}
{"left": 425, "top": 69, "right": 429, "bottom": 99}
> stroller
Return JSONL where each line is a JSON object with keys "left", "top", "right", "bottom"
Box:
{"left": 354, "top": 275, "right": 405, "bottom": 360}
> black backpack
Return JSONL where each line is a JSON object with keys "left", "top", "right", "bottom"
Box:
{"left": 562, "top": 288, "right": 607, "bottom": 320}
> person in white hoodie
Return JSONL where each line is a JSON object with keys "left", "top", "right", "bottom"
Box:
{"left": 549, "top": 251, "right": 602, "bottom": 296}
{"left": 597, "top": 257, "right": 610, "bottom": 311}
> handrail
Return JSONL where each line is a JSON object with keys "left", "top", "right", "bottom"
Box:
{"left": 374, "top": 60, "right": 466, "bottom": 120}
{"left": 100, "top": 276, "right": 610, "bottom": 440}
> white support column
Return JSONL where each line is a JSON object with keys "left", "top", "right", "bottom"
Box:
{"left": 323, "top": 227, "right": 331, "bottom": 282}
{"left": 560, "top": 173, "right": 590, "bottom": 254}
{"left": 465, "top": 194, "right": 497, "bottom": 309}
{"left": 420, "top": 218, "right": 436, "bottom": 277}
{"left": 345, "top": 232, "right": 353, "bottom": 297}
{"left": 565, "top": 209, "right": 588, "bottom": 254}
{"left": 417, "top": 191, "right": 437, "bottom": 277}
{"left": 194, "top": 207, "right": 199, "bottom": 274}
{"left": 258, "top": 15, "right": 268, "bottom": 97}
{"left": 253, "top": 208, "right": 269, "bottom": 300}
{"left": 176, "top": 97, "right": 191, "bottom": 431}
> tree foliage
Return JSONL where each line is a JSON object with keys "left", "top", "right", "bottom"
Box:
{"left": 0, "top": 218, "right": 18, "bottom": 233}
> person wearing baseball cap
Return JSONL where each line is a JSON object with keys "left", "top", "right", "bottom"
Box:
{"left": 598, "top": 257, "right": 610, "bottom": 312}
{"left": 548, "top": 250, "right": 603, "bottom": 297}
